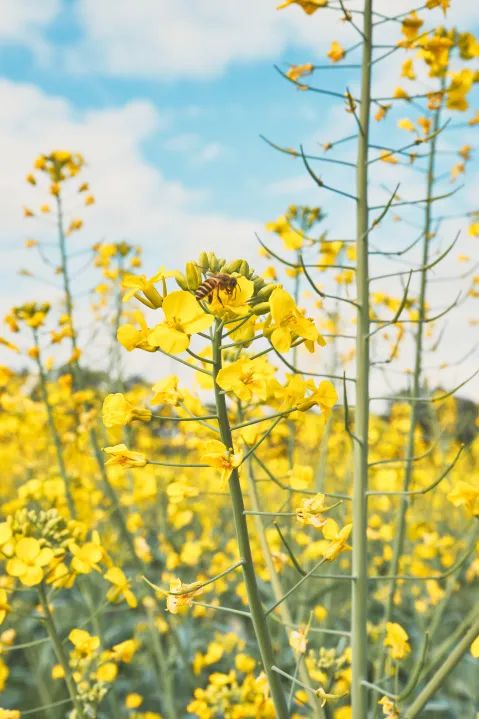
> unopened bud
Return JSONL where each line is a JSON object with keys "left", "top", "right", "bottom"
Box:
{"left": 186, "top": 262, "right": 202, "bottom": 291}
{"left": 175, "top": 272, "right": 188, "bottom": 290}
{"left": 252, "top": 302, "right": 271, "bottom": 316}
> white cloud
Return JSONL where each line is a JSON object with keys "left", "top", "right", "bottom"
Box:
{"left": 0, "top": 0, "right": 59, "bottom": 40}
{"left": 65, "top": 0, "right": 353, "bottom": 79}
{"left": 0, "top": 0, "right": 60, "bottom": 62}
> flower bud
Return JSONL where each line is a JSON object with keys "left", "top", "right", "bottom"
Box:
{"left": 252, "top": 302, "right": 271, "bottom": 316}
{"left": 185, "top": 262, "right": 202, "bottom": 291}
{"left": 207, "top": 252, "right": 220, "bottom": 272}
{"left": 222, "top": 258, "right": 243, "bottom": 274}
{"left": 256, "top": 283, "right": 280, "bottom": 300}
{"left": 175, "top": 272, "right": 189, "bottom": 290}
{"left": 198, "top": 251, "right": 209, "bottom": 272}
{"left": 239, "top": 260, "right": 250, "bottom": 277}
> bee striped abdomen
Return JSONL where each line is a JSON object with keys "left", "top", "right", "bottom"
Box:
{"left": 195, "top": 273, "right": 238, "bottom": 303}
{"left": 195, "top": 278, "right": 220, "bottom": 301}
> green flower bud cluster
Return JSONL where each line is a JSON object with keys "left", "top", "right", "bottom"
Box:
{"left": 11, "top": 507, "right": 73, "bottom": 549}
{"left": 176, "top": 252, "right": 280, "bottom": 316}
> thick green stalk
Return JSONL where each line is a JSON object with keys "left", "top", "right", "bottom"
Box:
{"left": 212, "top": 322, "right": 289, "bottom": 719}
{"left": 373, "top": 101, "right": 441, "bottom": 701}
{"left": 351, "top": 1, "right": 373, "bottom": 716}
{"left": 39, "top": 584, "right": 85, "bottom": 719}
{"left": 246, "top": 460, "right": 325, "bottom": 719}
{"left": 403, "top": 610, "right": 479, "bottom": 718}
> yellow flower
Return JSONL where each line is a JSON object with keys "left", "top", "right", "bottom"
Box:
{"left": 266, "top": 287, "right": 324, "bottom": 352}
{"left": 384, "top": 622, "right": 411, "bottom": 660}
{"left": 400, "top": 12, "right": 423, "bottom": 45}
{"left": 277, "top": 0, "right": 328, "bottom": 13}
{"left": 0, "top": 523, "right": 13, "bottom": 553}
{"left": 296, "top": 494, "right": 329, "bottom": 528}
{"left": 266, "top": 215, "right": 303, "bottom": 250}
{"left": 201, "top": 439, "right": 243, "bottom": 483}
{"left": 0, "top": 709, "right": 20, "bottom": 719}
{"left": 207, "top": 276, "right": 254, "bottom": 318}
{"left": 148, "top": 291, "right": 214, "bottom": 354}
{"left": 289, "top": 627, "right": 308, "bottom": 655}
{"left": 378, "top": 696, "right": 400, "bottom": 718}
{"left": 471, "top": 635, "right": 479, "bottom": 658}
{"left": 379, "top": 152, "right": 398, "bottom": 164}
{"left": 286, "top": 63, "right": 314, "bottom": 82}
{"left": 6, "top": 537, "right": 54, "bottom": 586}
{"left": 401, "top": 58, "right": 416, "bottom": 80}
{"left": 70, "top": 541, "right": 103, "bottom": 574}
{"left": 103, "top": 443, "right": 148, "bottom": 468}
{"left": 150, "top": 375, "right": 183, "bottom": 405}
{"left": 469, "top": 223, "right": 479, "bottom": 237}
{"left": 321, "top": 520, "right": 352, "bottom": 561}
{"left": 96, "top": 661, "right": 118, "bottom": 682}
{"left": 447, "top": 480, "right": 479, "bottom": 517}
{"left": 446, "top": 69, "right": 474, "bottom": 111}
{"left": 327, "top": 41, "right": 345, "bottom": 63}
{"left": 397, "top": 118, "right": 415, "bottom": 132}
{"left": 0, "top": 591, "right": 9, "bottom": 625}
{"left": 117, "top": 310, "right": 155, "bottom": 352}
{"left": 165, "top": 577, "right": 201, "bottom": 614}
{"left": 69, "top": 628, "right": 100, "bottom": 656}
{"left": 122, "top": 267, "right": 174, "bottom": 308}
{"left": 47, "top": 561, "right": 75, "bottom": 589}
{"left": 316, "top": 687, "right": 345, "bottom": 707}
{"left": 104, "top": 567, "right": 137, "bottom": 608}
{"left": 111, "top": 638, "right": 140, "bottom": 663}
{"left": 216, "top": 356, "right": 275, "bottom": 403}
{"left": 426, "top": 0, "right": 449, "bottom": 12}
{"left": 235, "top": 653, "right": 256, "bottom": 673}
{"left": 102, "top": 393, "right": 151, "bottom": 428}
{"left": 417, "top": 34, "right": 453, "bottom": 77}
{"left": 296, "top": 380, "right": 338, "bottom": 414}
{"left": 125, "top": 693, "right": 143, "bottom": 709}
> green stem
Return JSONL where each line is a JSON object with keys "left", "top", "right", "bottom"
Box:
{"left": 145, "top": 603, "right": 177, "bottom": 719}
{"left": 351, "top": 1, "right": 372, "bottom": 716}
{"left": 403, "top": 611, "right": 479, "bottom": 718}
{"left": 56, "top": 194, "right": 78, "bottom": 354}
{"left": 373, "top": 95, "right": 442, "bottom": 703}
{"left": 212, "top": 320, "right": 289, "bottom": 719}
{"left": 246, "top": 460, "right": 325, "bottom": 719}
{"left": 33, "top": 331, "right": 75, "bottom": 516}
{"left": 39, "top": 584, "right": 85, "bottom": 719}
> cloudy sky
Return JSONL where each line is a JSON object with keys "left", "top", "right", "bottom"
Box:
{"left": 1, "top": 0, "right": 479, "bottom": 394}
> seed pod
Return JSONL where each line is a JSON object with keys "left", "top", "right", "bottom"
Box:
{"left": 186, "top": 262, "right": 202, "bottom": 291}
{"left": 252, "top": 301, "right": 271, "bottom": 316}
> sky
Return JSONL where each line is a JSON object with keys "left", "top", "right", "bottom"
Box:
{"left": 1, "top": 0, "right": 479, "bottom": 396}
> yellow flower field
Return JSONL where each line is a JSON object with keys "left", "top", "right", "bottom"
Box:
{"left": 0, "top": 2, "right": 478, "bottom": 719}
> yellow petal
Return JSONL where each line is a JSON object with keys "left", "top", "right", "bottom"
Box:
{"left": 15, "top": 537, "right": 40, "bottom": 562}
{"left": 149, "top": 324, "right": 190, "bottom": 354}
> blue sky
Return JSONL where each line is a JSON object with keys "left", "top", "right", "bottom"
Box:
{"left": 1, "top": 0, "right": 479, "bottom": 394}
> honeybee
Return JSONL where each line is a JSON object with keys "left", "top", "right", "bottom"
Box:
{"left": 195, "top": 273, "right": 238, "bottom": 304}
